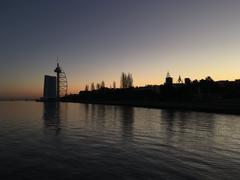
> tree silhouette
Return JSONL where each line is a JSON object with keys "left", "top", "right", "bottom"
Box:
{"left": 91, "top": 82, "right": 95, "bottom": 91}
{"left": 205, "top": 76, "right": 214, "bottom": 82}
{"left": 101, "top": 81, "right": 105, "bottom": 88}
{"left": 120, "top": 72, "right": 133, "bottom": 88}
{"left": 127, "top": 73, "right": 133, "bottom": 87}
{"left": 85, "top": 85, "right": 89, "bottom": 91}
{"left": 113, "top": 81, "right": 116, "bottom": 89}
{"left": 120, "top": 72, "right": 126, "bottom": 88}
{"left": 96, "top": 83, "right": 101, "bottom": 90}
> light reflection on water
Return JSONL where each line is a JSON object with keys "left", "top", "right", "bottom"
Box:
{"left": 0, "top": 101, "right": 240, "bottom": 179}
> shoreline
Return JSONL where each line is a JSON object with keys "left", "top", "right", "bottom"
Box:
{"left": 61, "top": 99, "right": 240, "bottom": 115}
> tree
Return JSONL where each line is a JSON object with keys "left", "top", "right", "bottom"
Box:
{"left": 101, "top": 81, "right": 105, "bottom": 88}
{"left": 85, "top": 85, "right": 89, "bottom": 91}
{"left": 96, "top": 83, "right": 101, "bottom": 90}
{"left": 120, "top": 72, "right": 126, "bottom": 88}
{"left": 113, "top": 81, "right": 116, "bottom": 89}
{"left": 91, "top": 82, "right": 95, "bottom": 91}
{"left": 120, "top": 72, "right": 133, "bottom": 88}
{"left": 205, "top": 76, "right": 214, "bottom": 82}
{"left": 127, "top": 73, "right": 133, "bottom": 87}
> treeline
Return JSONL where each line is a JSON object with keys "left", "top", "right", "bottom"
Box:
{"left": 62, "top": 74, "right": 240, "bottom": 103}
{"left": 62, "top": 88, "right": 159, "bottom": 102}
{"left": 84, "top": 72, "right": 133, "bottom": 91}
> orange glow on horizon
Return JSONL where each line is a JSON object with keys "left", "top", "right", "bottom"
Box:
{"left": 1, "top": 72, "right": 240, "bottom": 99}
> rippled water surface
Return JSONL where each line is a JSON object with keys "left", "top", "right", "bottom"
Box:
{"left": 0, "top": 101, "right": 240, "bottom": 179}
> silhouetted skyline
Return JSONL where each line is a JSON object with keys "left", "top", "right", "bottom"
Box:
{"left": 1, "top": 0, "right": 240, "bottom": 98}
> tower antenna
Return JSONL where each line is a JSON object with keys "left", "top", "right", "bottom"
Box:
{"left": 54, "top": 58, "right": 68, "bottom": 100}
{"left": 54, "top": 58, "right": 62, "bottom": 100}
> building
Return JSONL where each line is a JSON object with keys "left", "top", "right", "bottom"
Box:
{"left": 43, "top": 75, "right": 57, "bottom": 100}
{"left": 165, "top": 72, "right": 173, "bottom": 85}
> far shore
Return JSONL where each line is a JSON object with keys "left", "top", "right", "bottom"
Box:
{"left": 61, "top": 99, "right": 240, "bottom": 115}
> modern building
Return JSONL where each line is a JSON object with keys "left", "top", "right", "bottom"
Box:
{"left": 43, "top": 75, "right": 57, "bottom": 100}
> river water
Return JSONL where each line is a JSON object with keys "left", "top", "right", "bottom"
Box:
{"left": 0, "top": 101, "right": 239, "bottom": 179}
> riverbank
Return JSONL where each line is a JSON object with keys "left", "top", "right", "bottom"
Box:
{"left": 61, "top": 99, "right": 240, "bottom": 115}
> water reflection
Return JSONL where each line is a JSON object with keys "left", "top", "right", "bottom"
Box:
{"left": 118, "top": 106, "right": 134, "bottom": 139}
{"left": 161, "top": 109, "right": 176, "bottom": 126}
{"left": 84, "top": 103, "right": 89, "bottom": 121}
{"left": 96, "top": 105, "right": 106, "bottom": 128}
{"left": 1, "top": 101, "right": 240, "bottom": 179}
{"left": 160, "top": 109, "right": 217, "bottom": 150}
{"left": 90, "top": 104, "right": 96, "bottom": 123}
{"left": 42, "top": 102, "right": 61, "bottom": 135}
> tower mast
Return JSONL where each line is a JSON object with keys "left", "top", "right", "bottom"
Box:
{"left": 54, "top": 58, "right": 62, "bottom": 100}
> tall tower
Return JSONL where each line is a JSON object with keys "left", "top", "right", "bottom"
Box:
{"left": 54, "top": 62, "right": 62, "bottom": 100}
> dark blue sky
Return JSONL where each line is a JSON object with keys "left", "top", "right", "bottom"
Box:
{"left": 1, "top": 0, "right": 240, "bottom": 98}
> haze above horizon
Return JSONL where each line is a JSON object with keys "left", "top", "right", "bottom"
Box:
{"left": 1, "top": 0, "right": 240, "bottom": 98}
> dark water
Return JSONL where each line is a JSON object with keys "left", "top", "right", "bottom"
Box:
{"left": 0, "top": 102, "right": 240, "bottom": 180}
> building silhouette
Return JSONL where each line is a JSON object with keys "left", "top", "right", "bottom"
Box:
{"left": 40, "top": 62, "right": 68, "bottom": 101}
{"left": 165, "top": 72, "right": 173, "bottom": 85}
{"left": 43, "top": 75, "right": 57, "bottom": 100}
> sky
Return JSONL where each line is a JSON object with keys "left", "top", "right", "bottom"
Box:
{"left": 1, "top": 0, "right": 240, "bottom": 98}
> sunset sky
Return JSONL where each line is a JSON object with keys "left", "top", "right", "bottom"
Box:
{"left": 1, "top": 0, "right": 240, "bottom": 98}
